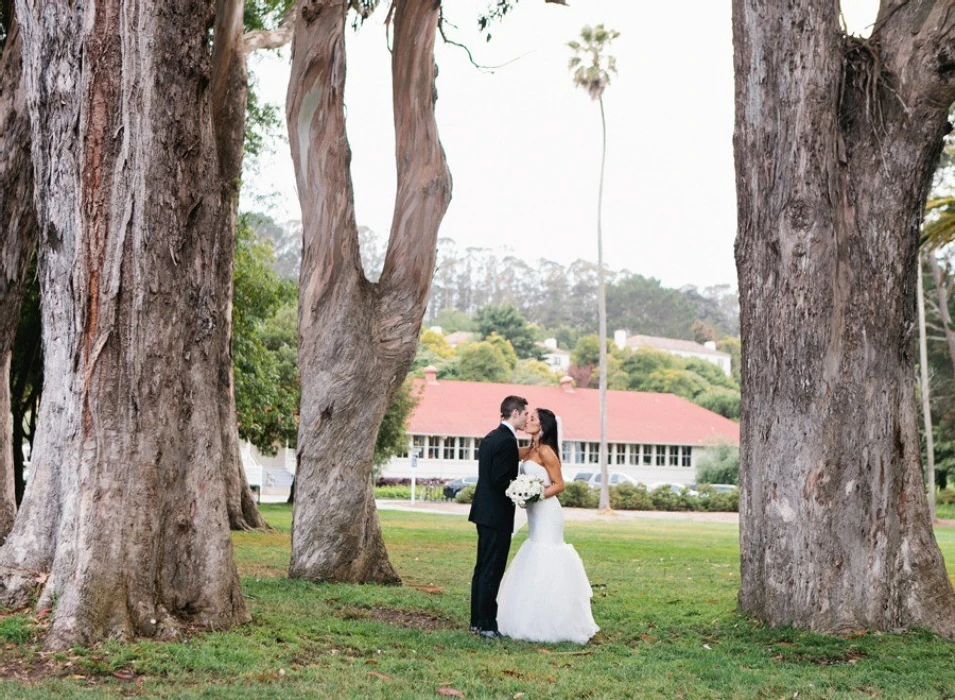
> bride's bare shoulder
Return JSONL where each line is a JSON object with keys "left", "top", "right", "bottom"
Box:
{"left": 539, "top": 444, "right": 561, "bottom": 468}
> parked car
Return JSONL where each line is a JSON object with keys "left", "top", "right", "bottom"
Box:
{"left": 585, "top": 471, "right": 642, "bottom": 489}
{"left": 695, "top": 483, "right": 737, "bottom": 494}
{"left": 569, "top": 471, "right": 594, "bottom": 483}
{"left": 443, "top": 475, "right": 478, "bottom": 499}
{"left": 692, "top": 483, "right": 737, "bottom": 499}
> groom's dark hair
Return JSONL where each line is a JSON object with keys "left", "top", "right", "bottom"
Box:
{"left": 500, "top": 395, "right": 527, "bottom": 419}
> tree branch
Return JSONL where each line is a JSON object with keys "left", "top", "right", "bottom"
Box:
{"left": 379, "top": 0, "right": 452, "bottom": 311}
{"left": 243, "top": 6, "right": 297, "bottom": 54}
{"left": 874, "top": 0, "right": 955, "bottom": 108}
{"left": 211, "top": 0, "right": 247, "bottom": 186}
{"left": 287, "top": 0, "right": 363, "bottom": 309}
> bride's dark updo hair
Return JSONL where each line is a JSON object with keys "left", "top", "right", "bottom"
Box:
{"left": 536, "top": 408, "right": 560, "bottom": 460}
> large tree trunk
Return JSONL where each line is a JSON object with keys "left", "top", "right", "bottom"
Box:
{"left": 0, "top": 0, "right": 249, "bottom": 648}
{"left": 0, "top": 12, "right": 37, "bottom": 542}
{"left": 287, "top": 0, "right": 451, "bottom": 583}
{"left": 211, "top": 0, "right": 268, "bottom": 532}
{"left": 734, "top": 0, "right": 955, "bottom": 637}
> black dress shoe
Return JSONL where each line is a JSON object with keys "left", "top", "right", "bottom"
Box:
{"left": 478, "top": 629, "right": 503, "bottom": 639}
{"left": 468, "top": 626, "right": 480, "bottom": 633}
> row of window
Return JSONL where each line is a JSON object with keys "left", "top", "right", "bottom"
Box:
{"left": 399, "top": 436, "right": 692, "bottom": 467}
{"left": 406, "top": 435, "right": 484, "bottom": 461}
{"left": 564, "top": 442, "right": 691, "bottom": 467}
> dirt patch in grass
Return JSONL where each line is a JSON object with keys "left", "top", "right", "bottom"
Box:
{"left": 240, "top": 565, "right": 286, "bottom": 579}
{"left": 771, "top": 643, "right": 869, "bottom": 666}
{"left": 339, "top": 606, "right": 457, "bottom": 631}
{"left": 0, "top": 647, "right": 146, "bottom": 690}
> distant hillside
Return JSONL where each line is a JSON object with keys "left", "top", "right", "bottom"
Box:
{"left": 243, "top": 213, "right": 739, "bottom": 340}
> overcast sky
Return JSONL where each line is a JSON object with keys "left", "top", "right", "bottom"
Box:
{"left": 242, "top": 1, "right": 879, "bottom": 291}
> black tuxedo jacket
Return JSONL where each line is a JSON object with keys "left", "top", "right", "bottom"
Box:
{"left": 468, "top": 423, "right": 519, "bottom": 532}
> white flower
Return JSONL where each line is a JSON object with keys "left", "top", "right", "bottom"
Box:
{"left": 505, "top": 474, "right": 545, "bottom": 509}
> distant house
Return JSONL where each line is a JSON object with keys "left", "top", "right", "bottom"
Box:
{"left": 539, "top": 338, "right": 571, "bottom": 372}
{"left": 443, "top": 331, "right": 474, "bottom": 347}
{"left": 383, "top": 368, "right": 739, "bottom": 485}
{"left": 615, "top": 330, "right": 732, "bottom": 377}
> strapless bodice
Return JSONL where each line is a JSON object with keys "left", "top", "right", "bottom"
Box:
{"left": 520, "top": 460, "right": 551, "bottom": 486}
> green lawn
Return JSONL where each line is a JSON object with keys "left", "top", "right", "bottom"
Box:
{"left": 3, "top": 505, "right": 955, "bottom": 698}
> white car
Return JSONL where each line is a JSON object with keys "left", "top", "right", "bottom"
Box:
{"left": 584, "top": 471, "right": 642, "bottom": 489}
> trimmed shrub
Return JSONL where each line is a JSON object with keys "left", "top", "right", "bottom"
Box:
{"left": 696, "top": 485, "right": 739, "bottom": 512}
{"left": 455, "top": 485, "right": 476, "bottom": 504}
{"left": 695, "top": 443, "right": 740, "bottom": 486}
{"left": 708, "top": 490, "right": 739, "bottom": 512}
{"left": 650, "top": 485, "right": 696, "bottom": 511}
{"left": 374, "top": 485, "right": 413, "bottom": 499}
{"left": 558, "top": 481, "right": 599, "bottom": 508}
{"left": 609, "top": 482, "right": 653, "bottom": 510}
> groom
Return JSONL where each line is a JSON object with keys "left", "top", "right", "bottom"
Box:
{"left": 468, "top": 395, "right": 528, "bottom": 638}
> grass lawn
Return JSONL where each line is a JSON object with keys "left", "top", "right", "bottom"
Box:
{"left": 3, "top": 505, "right": 955, "bottom": 698}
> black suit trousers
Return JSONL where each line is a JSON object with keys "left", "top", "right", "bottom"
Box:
{"left": 470, "top": 524, "right": 512, "bottom": 632}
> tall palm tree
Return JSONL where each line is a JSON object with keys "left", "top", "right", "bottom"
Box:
{"left": 568, "top": 25, "right": 619, "bottom": 510}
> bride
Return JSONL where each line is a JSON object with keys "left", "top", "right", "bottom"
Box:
{"left": 496, "top": 407, "right": 599, "bottom": 644}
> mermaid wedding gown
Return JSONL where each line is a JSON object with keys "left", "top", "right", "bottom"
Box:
{"left": 496, "top": 460, "right": 599, "bottom": 644}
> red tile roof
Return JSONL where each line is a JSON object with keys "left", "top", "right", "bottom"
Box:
{"left": 408, "top": 377, "right": 739, "bottom": 446}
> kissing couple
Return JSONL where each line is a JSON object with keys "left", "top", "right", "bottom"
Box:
{"left": 468, "top": 395, "right": 598, "bottom": 644}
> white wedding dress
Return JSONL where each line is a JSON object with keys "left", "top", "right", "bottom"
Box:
{"left": 497, "top": 460, "right": 599, "bottom": 644}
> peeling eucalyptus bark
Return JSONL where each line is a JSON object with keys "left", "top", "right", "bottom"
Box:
{"left": 0, "top": 0, "right": 249, "bottom": 648}
{"left": 734, "top": 0, "right": 955, "bottom": 637}
{"left": 211, "top": 0, "right": 268, "bottom": 531}
{"left": 0, "top": 13, "right": 37, "bottom": 543}
{"left": 287, "top": 0, "right": 451, "bottom": 583}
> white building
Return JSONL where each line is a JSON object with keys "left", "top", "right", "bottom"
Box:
{"left": 539, "top": 337, "right": 571, "bottom": 372}
{"left": 383, "top": 369, "right": 739, "bottom": 486}
{"left": 614, "top": 330, "right": 733, "bottom": 377}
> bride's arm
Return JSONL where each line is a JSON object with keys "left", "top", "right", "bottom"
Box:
{"left": 539, "top": 447, "right": 565, "bottom": 498}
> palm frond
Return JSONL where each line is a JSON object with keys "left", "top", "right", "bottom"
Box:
{"left": 921, "top": 196, "right": 955, "bottom": 250}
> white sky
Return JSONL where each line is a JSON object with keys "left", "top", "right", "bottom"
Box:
{"left": 242, "top": 1, "right": 880, "bottom": 291}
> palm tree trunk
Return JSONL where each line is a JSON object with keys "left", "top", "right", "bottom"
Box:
{"left": 597, "top": 95, "right": 609, "bottom": 511}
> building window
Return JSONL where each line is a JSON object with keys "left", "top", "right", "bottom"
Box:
{"left": 682, "top": 446, "right": 692, "bottom": 467}
{"left": 412, "top": 435, "right": 426, "bottom": 457}
{"left": 642, "top": 445, "right": 653, "bottom": 465}
{"left": 458, "top": 438, "right": 471, "bottom": 461}
{"left": 656, "top": 445, "right": 666, "bottom": 466}
{"left": 587, "top": 442, "right": 600, "bottom": 464}
{"left": 443, "top": 437, "right": 456, "bottom": 460}
{"left": 562, "top": 442, "right": 572, "bottom": 463}
{"left": 615, "top": 444, "right": 627, "bottom": 465}
{"left": 428, "top": 435, "right": 441, "bottom": 460}
{"left": 628, "top": 445, "right": 639, "bottom": 465}
{"left": 577, "top": 442, "right": 588, "bottom": 463}
{"left": 669, "top": 445, "right": 680, "bottom": 466}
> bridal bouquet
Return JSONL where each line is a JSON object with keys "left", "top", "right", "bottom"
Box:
{"left": 505, "top": 474, "right": 545, "bottom": 509}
